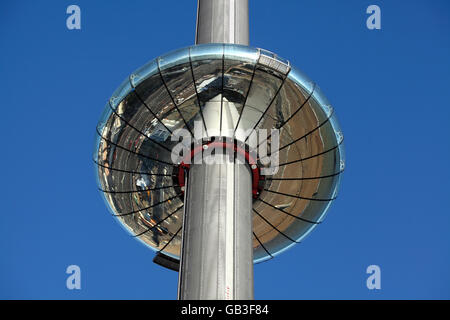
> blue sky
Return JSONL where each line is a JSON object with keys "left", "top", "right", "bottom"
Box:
{"left": 1, "top": 0, "right": 449, "bottom": 299}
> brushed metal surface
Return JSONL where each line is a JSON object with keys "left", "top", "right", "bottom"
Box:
{"left": 178, "top": 154, "right": 253, "bottom": 299}
{"left": 196, "top": 0, "right": 249, "bottom": 45}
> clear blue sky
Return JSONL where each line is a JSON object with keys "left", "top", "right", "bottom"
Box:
{"left": 1, "top": 0, "right": 449, "bottom": 299}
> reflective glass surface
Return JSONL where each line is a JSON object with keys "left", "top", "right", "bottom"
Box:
{"left": 94, "top": 44, "right": 345, "bottom": 262}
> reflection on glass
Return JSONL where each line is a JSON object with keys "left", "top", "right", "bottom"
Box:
{"left": 130, "top": 59, "right": 158, "bottom": 88}
{"left": 236, "top": 67, "right": 284, "bottom": 135}
{"left": 94, "top": 43, "right": 345, "bottom": 262}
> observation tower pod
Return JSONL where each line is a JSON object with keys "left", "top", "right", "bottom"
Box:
{"left": 94, "top": 0, "right": 345, "bottom": 300}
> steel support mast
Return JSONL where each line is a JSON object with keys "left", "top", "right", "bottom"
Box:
{"left": 177, "top": 0, "right": 254, "bottom": 300}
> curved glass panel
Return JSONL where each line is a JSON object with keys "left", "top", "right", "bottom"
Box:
{"left": 235, "top": 63, "right": 284, "bottom": 134}
{"left": 159, "top": 47, "right": 199, "bottom": 133}
{"left": 310, "top": 84, "right": 331, "bottom": 110}
{"left": 130, "top": 59, "right": 158, "bottom": 88}
{"left": 253, "top": 233, "right": 274, "bottom": 264}
{"left": 158, "top": 47, "right": 190, "bottom": 71}
{"left": 94, "top": 102, "right": 113, "bottom": 163}
{"left": 287, "top": 66, "right": 315, "bottom": 97}
{"left": 190, "top": 43, "right": 224, "bottom": 61}
{"left": 110, "top": 78, "right": 133, "bottom": 109}
{"left": 222, "top": 46, "right": 259, "bottom": 135}
{"left": 190, "top": 45, "right": 224, "bottom": 137}
{"left": 94, "top": 44, "right": 345, "bottom": 263}
{"left": 134, "top": 71, "right": 183, "bottom": 133}
{"left": 224, "top": 44, "right": 259, "bottom": 63}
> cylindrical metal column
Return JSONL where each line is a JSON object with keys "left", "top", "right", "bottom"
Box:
{"left": 178, "top": 1, "right": 253, "bottom": 299}
{"left": 195, "top": 0, "right": 249, "bottom": 45}
{"left": 178, "top": 154, "right": 254, "bottom": 299}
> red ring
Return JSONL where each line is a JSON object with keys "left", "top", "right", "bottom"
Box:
{"left": 176, "top": 140, "right": 263, "bottom": 199}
